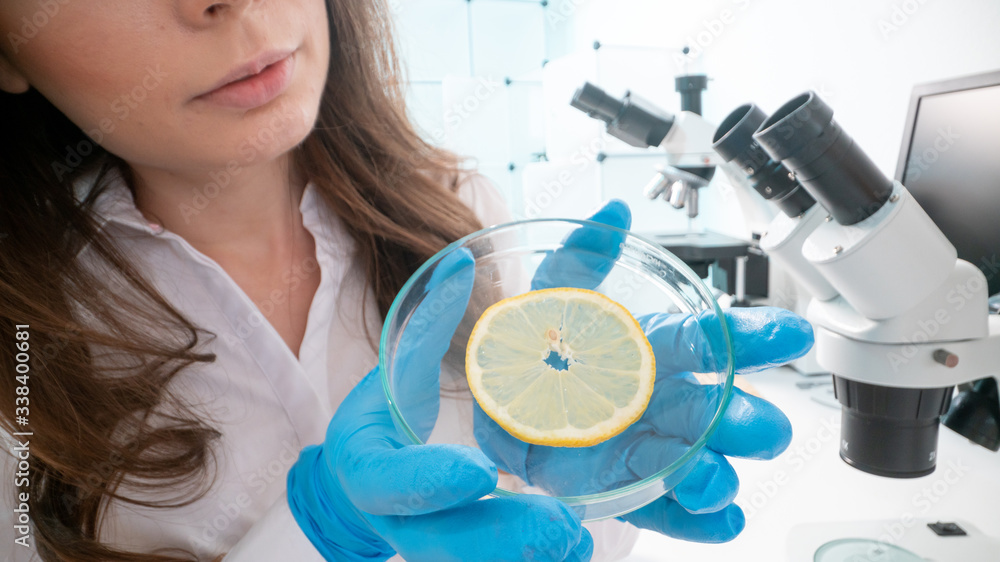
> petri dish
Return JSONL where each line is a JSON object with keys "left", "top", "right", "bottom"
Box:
{"left": 814, "top": 538, "right": 925, "bottom": 562}
{"left": 379, "top": 218, "right": 735, "bottom": 521}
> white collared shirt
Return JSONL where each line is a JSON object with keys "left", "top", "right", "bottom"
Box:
{"left": 1, "top": 169, "right": 637, "bottom": 561}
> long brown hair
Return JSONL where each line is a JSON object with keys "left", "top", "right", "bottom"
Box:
{"left": 0, "top": 1, "right": 482, "bottom": 560}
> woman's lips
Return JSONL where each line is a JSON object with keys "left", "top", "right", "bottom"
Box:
{"left": 195, "top": 52, "right": 296, "bottom": 110}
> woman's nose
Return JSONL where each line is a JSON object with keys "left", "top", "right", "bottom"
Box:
{"left": 176, "top": 0, "right": 252, "bottom": 27}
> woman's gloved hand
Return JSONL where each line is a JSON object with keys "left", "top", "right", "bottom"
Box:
{"left": 475, "top": 200, "right": 813, "bottom": 544}
{"left": 286, "top": 250, "right": 594, "bottom": 562}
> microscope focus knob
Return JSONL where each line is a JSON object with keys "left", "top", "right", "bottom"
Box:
{"left": 932, "top": 349, "right": 959, "bottom": 368}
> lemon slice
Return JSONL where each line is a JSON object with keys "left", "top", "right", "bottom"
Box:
{"left": 466, "top": 288, "right": 655, "bottom": 447}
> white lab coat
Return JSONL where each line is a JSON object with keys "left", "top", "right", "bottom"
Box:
{"left": 0, "top": 169, "right": 638, "bottom": 561}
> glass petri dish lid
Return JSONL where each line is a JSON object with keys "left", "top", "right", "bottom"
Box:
{"left": 380, "top": 218, "right": 735, "bottom": 521}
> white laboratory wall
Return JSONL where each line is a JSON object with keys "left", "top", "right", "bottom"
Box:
{"left": 395, "top": 0, "right": 1000, "bottom": 232}
{"left": 394, "top": 0, "right": 573, "bottom": 216}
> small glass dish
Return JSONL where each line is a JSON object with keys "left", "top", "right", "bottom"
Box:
{"left": 814, "top": 539, "right": 924, "bottom": 562}
{"left": 380, "top": 218, "right": 735, "bottom": 521}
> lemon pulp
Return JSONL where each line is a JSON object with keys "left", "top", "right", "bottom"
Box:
{"left": 465, "top": 288, "right": 655, "bottom": 447}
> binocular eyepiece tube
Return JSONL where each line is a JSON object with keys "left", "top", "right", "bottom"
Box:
{"left": 753, "top": 92, "right": 894, "bottom": 226}
{"left": 712, "top": 103, "right": 816, "bottom": 218}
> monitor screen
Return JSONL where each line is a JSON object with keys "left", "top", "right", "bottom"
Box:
{"left": 898, "top": 77, "right": 1000, "bottom": 297}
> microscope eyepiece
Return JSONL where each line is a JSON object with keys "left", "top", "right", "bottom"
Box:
{"left": 712, "top": 103, "right": 816, "bottom": 218}
{"left": 753, "top": 92, "right": 893, "bottom": 226}
{"left": 570, "top": 82, "right": 626, "bottom": 125}
{"left": 570, "top": 82, "right": 675, "bottom": 148}
{"left": 712, "top": 103, "right": 770, "bottom": 165}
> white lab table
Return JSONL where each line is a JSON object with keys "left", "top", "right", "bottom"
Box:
{"left": 623, "top": 366, "right": 1000, "bottom": 561}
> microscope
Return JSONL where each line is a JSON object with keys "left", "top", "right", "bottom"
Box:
{"left": 568, "top": 77, "right": 774, "bottom": 306}
{"left": 569, "top": 77, "right": 721, "bottom": 221}
{"left": 716, "top": 91, "right": 1000, "bottom": 477}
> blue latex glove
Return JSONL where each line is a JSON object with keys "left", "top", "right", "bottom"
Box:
{"left": 287, "top": 250, "right": 594, "bottom": 562}
{"left": 475, "top": 200, "right": 813, "bottom": 543}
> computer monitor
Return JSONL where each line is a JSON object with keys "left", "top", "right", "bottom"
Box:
{"left": 896, "top": 69, "right": 1000, "bottom": 297}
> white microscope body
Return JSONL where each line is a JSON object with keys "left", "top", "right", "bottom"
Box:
{"left": 803, "top": 181, "right": 998, "bottom": 389}
{"left": 750, "top": 91, "right": 1000, "bottom": 477}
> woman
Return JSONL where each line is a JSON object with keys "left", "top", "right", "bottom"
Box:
{"left": 0, "top": 1, "right": 811, "bottom": 560}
